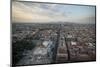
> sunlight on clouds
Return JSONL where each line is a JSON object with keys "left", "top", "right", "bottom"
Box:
{"left": 12, "top": 1, "right": 68, "bottom": 23}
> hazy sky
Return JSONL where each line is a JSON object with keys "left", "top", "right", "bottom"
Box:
{"left": 12, "top": 1, "right": 95, "bottom": 23}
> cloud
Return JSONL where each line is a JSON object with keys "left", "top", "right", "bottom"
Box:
{"left": 12, "top": 1, "right": 95, "bottom": 24}
{"left": 12, "top": 1, "right": 70, "bottom": 23}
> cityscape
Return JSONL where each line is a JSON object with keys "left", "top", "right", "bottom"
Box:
{"left": 12, "top": 23, "right": 96, "bottom": 66}
{"left": 12, "top": 1, "right": 96, "bottom": 66}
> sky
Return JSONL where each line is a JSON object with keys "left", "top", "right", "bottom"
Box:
{"left": 12, "top": 1, "right": 96, "bottom": 24}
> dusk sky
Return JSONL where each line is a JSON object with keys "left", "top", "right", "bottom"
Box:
{"left": 12, "top": 1, "right": 95, "bottom": 23}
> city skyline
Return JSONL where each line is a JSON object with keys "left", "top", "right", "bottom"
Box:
{"left": 12, "top": 1, "right": 96, "bottom": 24}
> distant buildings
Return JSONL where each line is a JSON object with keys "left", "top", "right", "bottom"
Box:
{"left": 12, "top": 23, "right": 96, "bottom": 66}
